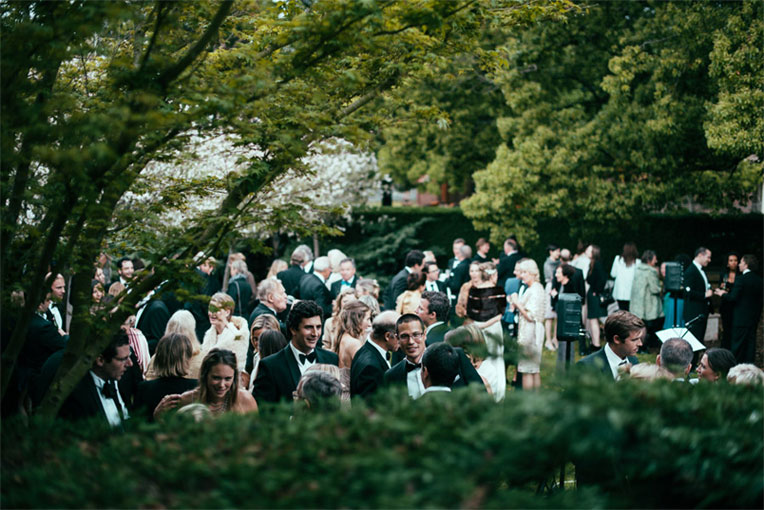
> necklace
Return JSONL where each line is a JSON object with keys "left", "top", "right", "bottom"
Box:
{"left": 207, "top": 394, "right": 230, "bottom": 415}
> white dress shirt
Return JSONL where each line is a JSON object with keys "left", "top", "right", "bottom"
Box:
{"left": 90, "top": 371, "right": 129, "bottom": 428}
{"left": 604, "top": 343, "right": 629, "bottom": 381}
{"left": 289, "top": 342, "right": 316, "bottom": 375}
{"left": 406, "top": 357, "right": 426, "bottom": 399}
{"left": 693, "top": 260, "right": 710, "bottom": 290}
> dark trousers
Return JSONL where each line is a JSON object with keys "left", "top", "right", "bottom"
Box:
{"left": 617, "top": 300, "right": 630, "bottom": 311}
{"left": 731, "top": 325, "right": 758, "bottom": 364}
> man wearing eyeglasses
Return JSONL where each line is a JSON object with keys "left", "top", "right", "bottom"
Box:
{"left": 58, "top": 332, "right": 134, "bottom": 428}
{"left": 384, "top": 314, "right": 484, "bottom": 398}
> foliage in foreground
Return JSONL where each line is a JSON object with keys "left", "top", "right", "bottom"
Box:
{"left": 2, "top": 377, "right": 762, "bottom": 509}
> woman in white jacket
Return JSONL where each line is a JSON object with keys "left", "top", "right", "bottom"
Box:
{"left": 202, "top": 292, "right": 250, "bottom": 380}
{"left": 610, "top": 242, "right": 639, "bottom": 311}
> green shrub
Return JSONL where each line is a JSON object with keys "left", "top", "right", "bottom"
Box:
{"left": 2, "top": 378, "right": 761, "bottom": 509}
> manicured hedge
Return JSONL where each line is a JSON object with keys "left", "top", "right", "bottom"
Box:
{"left": 3, "top": 377, "right": 762, "bottom": 509}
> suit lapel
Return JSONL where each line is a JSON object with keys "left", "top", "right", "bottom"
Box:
{"left": 367, "top": 343, "right": 388, "bottom": 370}
{"left": 282, "top": 347, "right": 301, "bottom": 390}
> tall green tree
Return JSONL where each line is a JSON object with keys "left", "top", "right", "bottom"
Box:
{"left": 462, "top": 0, "right": 764, "bottom": 245}
{"left": 1, "top": 0, "right": 568, "bottom": 415}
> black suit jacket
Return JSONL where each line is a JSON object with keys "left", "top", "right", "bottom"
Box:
{"left": 19, "top": 314, "right": 68, "bottom": 375}
{"left": 252, "top": 345, "right": 339, "bottom": 404}
{"left": 448, "top": 260, "right": 471, "bottom": 296}
{"left": 576, "top": 347, "right": 638, "bottom": 381}
{"left": 424, "top": 280, "right": 447, "bottom": 294}
{"left": 497, "top": 252, "right": 522, "bottom": 289}
{"left": 298, "top": 274, "right": 333, "bottom": 319}
{"left": 137, "top": 299, "right": 170, "bottom": 355}
{"left": 58, "top": 370, "right": 132, "bottom": 427}
{"left": 330, "top": 277, "right": 357, "bottom": 300}
{"left": 724, "top": 270, "right": 763, "bottom": 327}
{"left": 683, "top": 263, "right": 709, "bottom": 321}
{"left": 425, "top": 323, "right": 450, "bottom": 346}
{"left": 227, "top": 274, "right": 253, "bottom": 318}
{"left": 350, "top": 341, "right": 389, "bottom": 398}
{"left": 277, "top": 265, "right": 306, "bottom": 298}
{"left": 385, "top": 268, "right": 409, "bottom": 310}
{"left": 134, "top": 377, "right": 198, "bottom": 421}
{"left": 383, "top": 348, "right": 484, "bottom": 390}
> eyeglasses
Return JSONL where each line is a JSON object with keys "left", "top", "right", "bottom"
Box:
{"left": 397, "top": 332, "right": 423, "bottom": 341}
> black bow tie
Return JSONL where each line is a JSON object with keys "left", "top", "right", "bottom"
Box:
{"left": 406, "top": 361, "right": 421, "bottom": 373}
{"left": 102, "top": 380, "right": 118, "bottom": 399}
{"left": 299, "top": 351, "right": 317, "bottom": 364}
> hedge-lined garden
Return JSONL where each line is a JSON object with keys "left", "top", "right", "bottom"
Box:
{"left": 3, "top": 376, "right": 761, "bottom": 508}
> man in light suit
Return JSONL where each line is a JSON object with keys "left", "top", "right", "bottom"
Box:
{"left": 683, "top": 247, "right": 712, "bottom": 343}
{"left": 350, "top": 311, "right": 400, "bottom": 398}
{"left": 252, "top": 300, "right": 338, "bottom": 405}
{"left": 717, "top": 254, "right": 763, "bottom": 363}
{"left": 417, "top": 291, "right": 450, "bottom": 346}
{"left": 385, "top": 250, "right": 425, "bottom": 311}
{"left": 577, "top": 311, "right": 644, "bottom": 381}
{"left": 330, "top": 258, "right": 358, "bottom": 299}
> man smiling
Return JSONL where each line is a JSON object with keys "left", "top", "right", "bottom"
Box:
{"left": 252, "top": 300, "right": 338, "bottom": 405}
{"left": 383, "top": 314, "right": 428, "bottom": 398}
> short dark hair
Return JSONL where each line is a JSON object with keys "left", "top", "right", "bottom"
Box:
{"left": 705, "top": 348, "right": 737, "bottom": 378}
{"left": 286, "top": 300, "right": 323, "bottom": 339}
{"left": 424, "top": 261, "right": 439, "bottom": 274}
{"left": 259, "top": 329, "right": 287, "bottom": 358}
{"left": 505, "top": 238, "right": 518, "bottom": 250}
{"left": 641, "top": 250, "right": 657, "bottom": 264}
{"left": 546, "top": 243, "right": 559, "bottom": 252}
{"left": 560, "top": 263, "right": 576, "bottom": 279}
{"left": 404, "top": 250, "right": 425, "bottom": 268}
{"left": 476, "top": 238, "right": 488, "bottom": 248}
{"left": 659, "top": 338, "right": 693, "bottom": 374}
{"left": 604, "top": 311, "right": 645, "bottom": 344}
{"left": 101, "top": 331, "right": 130, "bottom": 362}
{"left": 116, "top": 256, "right": 132, "bottom": 271}
{"left": 694, "top": 246, "right": 710, "bottom": 258}
{"left": 406, "top": 271, "right": 426, "bottom": 291}
{"left": 396, "top": 313, "right": 425, "bottom": 335}
{"left": 421, "top": 291, "right": 449, "bottom": 322}
{"left": 741, "top": 254, "right": 758, "bottom": 270}
{"left": 422, "top": 343, "right": 459, "bottom": 387}
{"left": 453, "top": 238, "right": 465, "bottom": 245}
{"left": 339, "top": 257, "right": 355, "bottom": 268}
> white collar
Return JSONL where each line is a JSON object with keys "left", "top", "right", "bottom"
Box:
{"left": 289, "top": 341, "right": 314, "bottom": 365}
{"left": 693, "top": 259, "right": 706, "bottom": 272}
{"left": 425, "top": 321, "right": 444, "bottom": 334}
{"left": 314, "top": 272, "right": 327, "bottom": 284}
{"left": 423, "top": 386, "right": 451, "bottom": 394}
{"left": 742, "top": 268, "right": 750, "bottom": 274}
{"left": 367, "top": 338, "right": 390, "bottom": 366}
{"left": 604, "top": 343, "right": 627, "bottom": 380}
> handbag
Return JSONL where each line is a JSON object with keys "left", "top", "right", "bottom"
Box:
{"left": 599, "top": 279, "right": 615, "bottom": 306}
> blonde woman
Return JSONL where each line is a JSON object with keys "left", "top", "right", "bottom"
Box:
{"left": 266, "top": 259, "right": 288, "bottom": 280}
{"left": 323, "top": 288, "right": 358, "bottom": 353}
{"left": 201, "top": 292, "right": 250, "bottom": 377}
{"left": 145, "top": 310, "right": 203, "bottom": 381}
{"left": 508, "top": 259, "right": 545, "bottom": 390}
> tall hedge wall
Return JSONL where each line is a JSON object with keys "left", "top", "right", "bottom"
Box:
{"left": 3, "top": 378, "right": 762, "bottom": 509}
{"left": 311, "top": 208, "right": 762, "bottom": 287}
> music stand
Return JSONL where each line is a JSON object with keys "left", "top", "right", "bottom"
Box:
{"left": 656, "top": 328, "right": 705, "bottom": 352}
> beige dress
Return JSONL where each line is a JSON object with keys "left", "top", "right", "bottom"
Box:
{"left": 516, "top": 282, "right": 545, "bottom": 374}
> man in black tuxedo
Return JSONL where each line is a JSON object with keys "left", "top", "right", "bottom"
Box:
{"left": 384, "top": 314, "right": 484, "bottom": 398}
{"left": 18, "top": 297, "right": 69, "bottom": 395}
{"left": 423, "top": 262, "right": 446, "bottom": 294}
{"left": 277, "top": 246, "right": 311, "bottom": 299}
{"left": 136, "top": 297, "right": 170, "bottom": 355}
{"left": 446, "top": 238, "right": 465, "bottom": 277}
{"left": 298, "top": 256, "right": 333, "bottom": 319}
{"left": 227, "top": 259, "right": 253, "bottom": 318}
{"left": 330, "top": 257, "right": 359, "bottom": 299}
{"left": 350, "top": 310, "right": 400, "bottom": 398}
{"left": 448, "top": 244, "right": 473, "bottom": 297}
{"left": 497, "top": 237, "right": 522, "bottom": 289}
{"left": 385, "top": 250, "right": 425, "bottom": 311}
{"left": 577, "top": 311, "right": 644, "bottom": 381}
{"left": 418, "top": 291, "right": 450, "bottom": 346}
{"left": 717, "top": 254, "right": 763, "bottom": 363}
{"left": 245, "top": 278, "right": 289, "bottom": 375}
{"left": 184, "top": 254, "right": 218, "bottom": 342}
{"left": 683, "top": 247, "right": 712, "bottom": 343}
{"left": 252, "top": 300, "right": 338, "bottom": 405}
{"left": 420, "top": 342, "right": 460, "bottom": 397}
{"left": 58, "top": 332, "right": 134, "bottom": 428}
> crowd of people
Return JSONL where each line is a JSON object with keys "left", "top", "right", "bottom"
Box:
{"left": 9, "top": 237, "right": 763, "bottom": 429}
